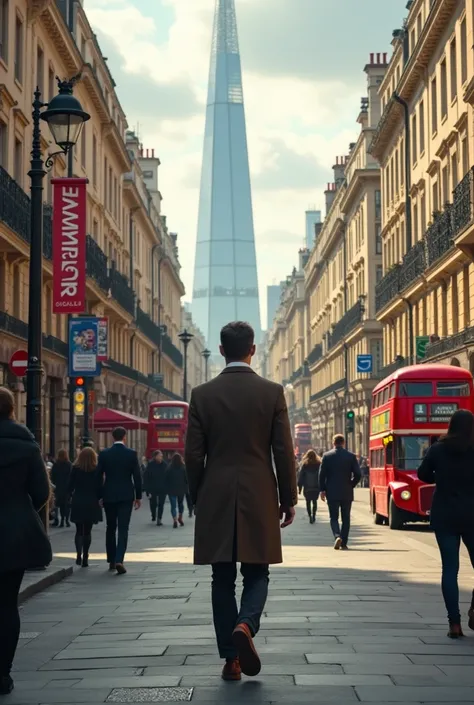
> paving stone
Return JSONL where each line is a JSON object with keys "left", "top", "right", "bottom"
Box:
{"left": 294, "top": 674, "right": 392, "bottom": 686}
{"left": 306, "top": 653, "right": 411, "bottom": 665}
{"left": 355, "top": 686, "right": 474, "bottom": 701}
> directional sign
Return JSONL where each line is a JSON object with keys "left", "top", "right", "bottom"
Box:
{"left": 357, "top": 354, "right": 373, "bottom": 374}
{"left": 9, "top": 350, "right": 28, "bottom": 377}
{"left": 416, "top": 336, "right": 430, "bottom": 361}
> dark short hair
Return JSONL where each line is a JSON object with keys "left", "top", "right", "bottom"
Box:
{"left": 0, "top": 387, "right": 14, "bottom": 421}
{"left": 220, "top": 321, "right": 255, "bottom": 361}
{"left": 333, "top": 434, "right": 345, "bottom": 446}
{"left": 112, "top": 426, "right": 126, "bottom": 441}
{"left": 153, "top": 450, "right": 162, "bottom": 459}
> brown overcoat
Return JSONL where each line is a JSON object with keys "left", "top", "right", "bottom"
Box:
{"left": 185, "top": 366, "right": 297, "bottom": 565}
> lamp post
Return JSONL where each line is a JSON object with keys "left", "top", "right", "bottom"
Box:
{"left": 202, "top": 348, "right": 211, "bottom": 382}
{"left": 26, "top": 78, "right": 90, "bottom": 446}
{"left": 178, "top": 329, "right": 193, "bottom": 402}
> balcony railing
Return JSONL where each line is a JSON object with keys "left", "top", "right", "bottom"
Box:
{"left": 307, "top": 343, "right": 322, "bottom": 366}
{"left": 43, "top": 205, "right": 53, "bottom": 260}
{"left": 0, "top": 165, "right": 30, "bottom": 243}
{"left": 0, "top": 310, "right": 69, "bottom": 359}
{"left": 329, "top": 300, "right": 364, "bottom": 350}
{"left": 107, "top": 358, "right": 182, "bottom": 399}
{"left": 377, "top": 357, "right": 406, "bottom": 380}
{"left": 86, "top": 235, "right": 109, "bottom": 291}
{"left": 43, "top": 334, "right": 68, "bottom": 358}
{"left": 109, "top": 265, "right": 135, "bottom": 316}
{"left": 289, "top": 363, "right": 310, "bottom": 384}
{"left": 375, "top": 264, "right": 401, "bottom": 312}
{"left": 426, "top": 207, "right": 452, "bottom": 267}
{"left": 137, "top": 307, "right": 161, "bottom": 346}
{"left": 424, "top": 326, "right": 474, "bottom": 360}
{"left": 161, "top": 333, "right": 183, "bottom": 369}
{"left": 400, "top": 238, "right": 427, "bottom": 289}
{"left": 452, "top": 167, "right": 474, "bottom": 236}
{"left": 310, "top": 378, "right": 346, "bottom": 404}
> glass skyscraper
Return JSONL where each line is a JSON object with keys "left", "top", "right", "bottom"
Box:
{"left": 192, "top": 0, "right": 261, "bottom": 354}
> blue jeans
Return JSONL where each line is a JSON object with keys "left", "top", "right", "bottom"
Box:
{"left": 169, "top": 495, "right": 184, "bottom": 519}
{"left": 212, "top": 562, "right": 269, "bottom": 659}
{"left": 104, "top": 501, "right": 133, "bottom": 564}
{"left": 435, "top": 528, "right": 474, "bottom": 622}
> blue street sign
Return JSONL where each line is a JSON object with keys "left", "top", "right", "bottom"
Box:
{"left": 69, "top": 317, "right": 101, "bottom": 377}
{"left": 357, "top": 354, "right": 373, "bottom": 374}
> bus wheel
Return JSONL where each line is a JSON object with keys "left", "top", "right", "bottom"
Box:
{"left": 371, "top": 494, "right": 385, "bottom": 525}
{"left": 388, "top": 496, "right": 404, "bottom": 530}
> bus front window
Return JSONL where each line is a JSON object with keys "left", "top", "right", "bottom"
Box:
{"left": 396, "top": 436, "right": 430, "bottom": 470}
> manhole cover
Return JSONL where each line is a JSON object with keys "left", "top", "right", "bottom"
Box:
{"left": 146, "top": 595, "right": 189, "bottom": 600}
{"left": 106, "top": 688, "right": 193, "bottom": 702}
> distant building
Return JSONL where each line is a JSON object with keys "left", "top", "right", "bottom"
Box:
{"left": 266, "top": 285, "right": 282, "bottom": 330}
{"left": 305, "top": 210, "right": 322, "bottom": 250}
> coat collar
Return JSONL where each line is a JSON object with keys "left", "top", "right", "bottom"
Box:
{"left": 220, "top": 366, "right": 256, "bottom": 375}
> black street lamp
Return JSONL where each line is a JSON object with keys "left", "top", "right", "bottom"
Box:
{"left": 26, "top": 78, "right": 89, "bottom": 446}
{"left": 178, "top": 329, "right": 194, "bottom": 402}
{"left": 202, "top": 348, "right": 211, "bottom": 382}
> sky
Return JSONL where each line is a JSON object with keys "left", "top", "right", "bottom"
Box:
{"left": 84, "top": 0, "right": 406, "bottom": 326}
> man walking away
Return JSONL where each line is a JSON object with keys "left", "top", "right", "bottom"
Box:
{"left": 319, "top": 434, "right": 361, "bottom": 550}
{"left": 144, "top": 450, "right": 168, "bottom": 525}
{"left": 96, "top": 427, "right": 142, "bottom": 574}
{"left": 185, "top": 321, "right": 297, "bottom": 682}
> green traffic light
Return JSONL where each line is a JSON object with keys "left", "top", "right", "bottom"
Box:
{"left": 347, "top": 411, "right": 355, "bottom": 418}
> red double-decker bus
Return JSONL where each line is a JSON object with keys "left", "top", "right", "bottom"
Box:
{"left": 146, "top": 401, "right": 189, "bottom": 461}
{"left": 294, "top": 423, "right": 312, "bottom": 458}
{"left": 369, "top": 364, "right": 474, "bottom": 529}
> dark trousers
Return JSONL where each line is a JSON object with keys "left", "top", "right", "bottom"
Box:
{"left": 169, "top": 495, "right": 184, "bottom": 519}
{"left": 306, "top": 497, "right": 318, "bottom": 518}
{"left": 74, "top": 522, "right": 93, "bottom": 558}
{"left": 104, "top": 501, "right": 133, "bottom": 564}
{"left": 211, "top": 562, "right": 269, "bottom": 660}
{"left": 57, "top": 500, "right": 70, "bottom": 525}
{"left": 435, "top": 528, "right": 474, "bottom": 623}
{"left": 0, "top": 570, "right": 24, "bottom": 677}
{"left": 149, "top": 493, "right": 166, "bottom": 522}
{"left": 328, "top": 500, "right": 352, "bottom": 546}
{"left": 185, "top": 493, "right": 193, "bottom": 515}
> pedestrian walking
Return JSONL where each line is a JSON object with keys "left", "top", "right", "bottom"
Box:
{"left": 96, "top": 426, "right": 142, "bottom": 575}
{"left": 417, "top": 409, "right": 474, "bottom": 639}
{"left": 144, "top": 450, "right": 168, "bottom": 525}
{"left": 69, "top": 447, "right": 103, "bottom": 568}
{"left": 359, "top": 456, "right": 369, "bottom": 488}
{"left": 319, "top": 434, "right": 361, "bottom": 550}
{"left": 298, "top": 450, "right": 321, "bottom": 524}
{"left": 185, "top": 321, "right": 296, "bottom": 682}
{"left": 0, "top": 387, "right": 52, "bottom": 695}
{"left": 166, "top": 453, "right": 188, "bottom": 528}
{"left": 50, "top": 449, "right": 72, "bottom": 527}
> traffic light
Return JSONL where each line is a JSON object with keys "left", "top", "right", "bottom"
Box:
{"left": 73, "top": 377, "right": 85, "bottom": 417}
{"left": 346, "top": 410, "right": 355, "bottom": 434}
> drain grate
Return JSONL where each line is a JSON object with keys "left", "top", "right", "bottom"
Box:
{"left": 106, "top": 688, "right": 193, "bottom": 702}
{"left": 145, "top": 595, "right": 189, "bottom": 600}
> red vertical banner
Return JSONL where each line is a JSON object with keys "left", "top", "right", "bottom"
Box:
{"left": 52, "top": 178, "right": 88, "bottom": 314}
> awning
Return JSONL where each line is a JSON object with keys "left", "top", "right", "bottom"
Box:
{"left": 92, "top": 407, "right": 149, "bottom": 432}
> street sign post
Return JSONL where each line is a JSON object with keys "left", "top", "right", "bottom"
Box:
{"left": 357, "top": 354, "right": 373, "bottom": 374}
{"left": 9, "top": 350, "right": 28, "bottom": 377}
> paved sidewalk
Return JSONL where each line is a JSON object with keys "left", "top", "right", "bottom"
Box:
{"left": 11, "top": 490, "right": 474, "bottom": 704}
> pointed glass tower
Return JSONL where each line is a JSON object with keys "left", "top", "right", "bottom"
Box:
{"left": 192, "top": 0, "right": 261, "bottom": 354}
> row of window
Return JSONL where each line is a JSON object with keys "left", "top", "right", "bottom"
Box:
{"left": 372, "top": 380, "right": 470, "bottom": 409}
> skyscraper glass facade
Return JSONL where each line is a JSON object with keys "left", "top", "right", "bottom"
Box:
{"left": 192, "top": 0, "right": 261, "bottom": 354}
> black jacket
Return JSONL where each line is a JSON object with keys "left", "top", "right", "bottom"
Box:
{"left": 319, "top": 447, "right": 361, "bottom": 502}
{"left": 96, "top": 443, "right": 142, "bottom": 503}
{"left": 144, "top": 460, "right": 168, "bottom": 495}
{"left": 298, "top": 462, "right": 320, "bottom": 497}
{"left": 0, "top": 419, "right": 53, "bottom": 572}
{"left": 51, "top": 460, "right": 72, "bottom": 503}
{"left": 69, "top": 467, "right": 103, "bottom": 524}
{"left": 166, "top": 461, "right": 188, "bottom": 497}
{"left": 417, "top": 440, "right": 474, "bottom": 531}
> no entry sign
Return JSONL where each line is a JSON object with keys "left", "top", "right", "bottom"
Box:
{"left": 9, "top": 350, "right": 28, "bottom": 377}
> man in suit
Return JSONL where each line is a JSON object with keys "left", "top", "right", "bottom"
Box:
{"left": 319, "top": 434, "right": 361, "bottom": 550}
{"left": 96, "top": 426, "right": 142, "bottom": 574}
{"left": 185, "top": 321, "right": 297, "bottom": 682}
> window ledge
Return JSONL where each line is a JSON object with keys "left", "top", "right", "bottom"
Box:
{"left": 14, "top": 78, "right": 23, "bottom": 91}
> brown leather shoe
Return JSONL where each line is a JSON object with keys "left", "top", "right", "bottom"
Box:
{"left": 448, "top": 622, "right": 464, "bottom": 639}
{"left": 116, "top": 563, "right": 127, "bottom": 575}
{"left": 221, "top": 659, "right": 241, "bottom": 681}
{"left": 232, "top": 623, "right": 261, "bottom": 676}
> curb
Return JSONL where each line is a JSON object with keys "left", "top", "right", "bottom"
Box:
{"left": 19, "top": 566, "right": 74, "bottom": 604}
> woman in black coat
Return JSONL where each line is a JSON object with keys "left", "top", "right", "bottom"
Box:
{"left": 69, "top": 447, "right": 102, "bottom": 568}
{"left": 418, "top": 409, "right": 474, "bottom": 638}
{"left": 51, "top": 449, "right": 72, "bottom": 527}
{"left": 0, "top": 387, "right": 52, "bottom": 695}
{"left": 298, "top": 449, "right": 321, "bottom": 524}
{"left": 166, "top": 453, "right": 188, "bottom": 528}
